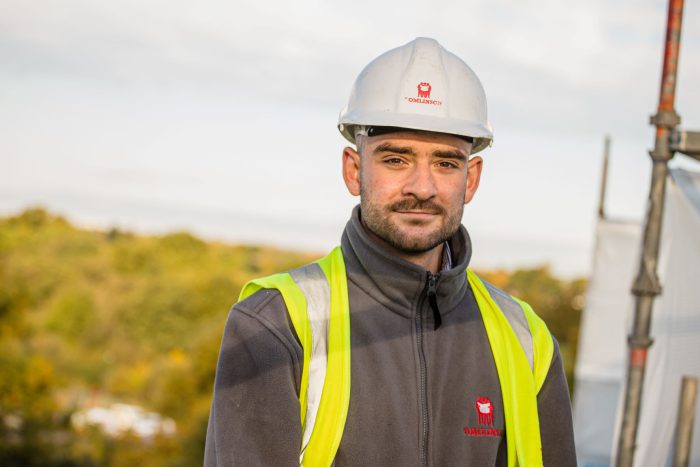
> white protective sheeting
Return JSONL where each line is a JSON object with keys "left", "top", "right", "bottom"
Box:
{"left": 573, "top": 169, "right": 700, "bottom": 467}
{"left": 573, "top": 219, "right": 641, "bottom": 466}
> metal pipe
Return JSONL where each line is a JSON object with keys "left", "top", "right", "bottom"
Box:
{"left": 670, "top": 130, "right": 700, "bottom": 158}
{"left": 598, "top": 136, "right": 611, "bottom": 220}
{"left": 672, "top": 376, "right": 698, "bottom": 467}
{"left": 615, "top": 0, "right": 685, "bottom": 465}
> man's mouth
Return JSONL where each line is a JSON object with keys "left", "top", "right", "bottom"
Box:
{"left": 395, "top": 210, "right": 440, "bottom": 216}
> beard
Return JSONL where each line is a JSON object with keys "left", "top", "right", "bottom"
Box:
{"left": 360, "top": 187, "right": 464, "bottom": 254}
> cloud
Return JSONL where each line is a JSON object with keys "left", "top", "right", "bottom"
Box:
{"left": 1, "top": 0, "right": 699, "bottom": 274}
{"left": 3, "top": 0, "right": 697, "bottom": 136}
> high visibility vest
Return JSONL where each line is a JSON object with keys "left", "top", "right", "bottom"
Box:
{"left": 239, "top": 246, "right": 554, "bottom": 467}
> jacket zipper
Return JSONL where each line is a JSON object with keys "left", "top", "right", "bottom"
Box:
{"left": 416, "top": 297, "right": 428, "bottom": 467}
{"left": 427, "top": 272, "right": 441, "bottom": 330}
{"left": 417, "top": 271, "right": 440, "bottom": 467}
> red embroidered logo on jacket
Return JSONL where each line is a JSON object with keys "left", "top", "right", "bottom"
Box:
{"left": 475, "top": 397, "right": 494, "bottom": 426}
{"left": 463, "top": 396, "right": 503, "bottom": 438}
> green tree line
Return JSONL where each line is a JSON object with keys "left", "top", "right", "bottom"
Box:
{"left": 0, "top": 208, "right": 585, "bottom": 466}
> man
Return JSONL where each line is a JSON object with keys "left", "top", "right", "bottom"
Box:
{"left": 205, "top": 37, "right": 576, "bottom": 466}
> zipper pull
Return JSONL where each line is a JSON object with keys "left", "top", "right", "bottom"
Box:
{"left": 427, "top": 272, "right": 442, "bottom": 330}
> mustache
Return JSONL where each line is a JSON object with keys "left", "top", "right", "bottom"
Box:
{"left": 388, "top": 199, "right": 445, "bottom": 215}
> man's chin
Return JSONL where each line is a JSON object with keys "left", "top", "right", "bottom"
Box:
{"left": 387, "top": 226, "right": 447, "bottom": 253}
{"left": 395, "top": 225, "right": 440, "bottom": 239}
{"left": 390, "top": 238, "right": 445, "bottom": 255}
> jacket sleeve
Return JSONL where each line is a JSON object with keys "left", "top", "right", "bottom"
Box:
{"left": 537, "top": 338, "right": 578, "bottom": 466}
{"left": 204, "top": 289, "right": 303, "bottom": 467}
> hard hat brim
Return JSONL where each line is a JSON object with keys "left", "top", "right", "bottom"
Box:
{"left": 338, "top": 111, "right": 493, "bottom": 154}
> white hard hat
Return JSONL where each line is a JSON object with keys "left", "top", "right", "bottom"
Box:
{"left": 338, "top": 37, "right": 493, "bottom": 154}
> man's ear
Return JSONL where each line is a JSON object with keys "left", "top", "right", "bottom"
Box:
{"left": 464, "top": 156, "right": 483, "bottom": 204}
{"left": 342, "top": 146, "right": 361, "bottom": 196}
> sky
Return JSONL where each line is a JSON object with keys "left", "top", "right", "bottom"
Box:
{"left": 2, "top": 0, "right": 700, "bottom": 277}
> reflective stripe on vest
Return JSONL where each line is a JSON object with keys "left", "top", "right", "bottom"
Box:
{"left": 240, "top": 246, "right": 350, "bottom": 466}
{"left": 239, "top": 246, "right": 553, "bottom": 467}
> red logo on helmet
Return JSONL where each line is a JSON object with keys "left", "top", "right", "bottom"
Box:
{"left": 404, "top": 82, "right": 441, "bottom": 106}
{"left": 475, "top": 397, "right": 494, "bottom": 426}
{"left": 417, "top": 82, "right": 432, "bottom": 98}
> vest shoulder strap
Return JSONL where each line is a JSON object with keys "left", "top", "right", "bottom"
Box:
{"left": 480, "top": 280, "right": 554, "bottom": 393}
{"left": 238, "top": 246, "right": 350, "bottom": 467}
{"left": 482, "top": 281, "right": 535, "bottom": 369}
{"left": 512, "top": 296, "right": 555, "bottom": 394}
{"left": 467, "top": 269, "right": 553, "bottom": 467}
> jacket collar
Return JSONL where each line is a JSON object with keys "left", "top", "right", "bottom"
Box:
{"left": 341, "top": 205, "right": 472, "bottom": 319}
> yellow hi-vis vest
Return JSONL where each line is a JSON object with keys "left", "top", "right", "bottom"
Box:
{"left": 239, "top": 246, "right": 554, "bottom": 467}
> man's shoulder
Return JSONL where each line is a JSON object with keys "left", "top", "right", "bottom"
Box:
{"left": 234, "top": 287, "right": 285, "bottom": 317}
{"left": 229, "top": 287, "right": 302, "bottom": 350}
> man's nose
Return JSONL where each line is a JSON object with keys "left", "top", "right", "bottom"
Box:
{"left": 402, "top": 163, "right": 437, "bottom": 200}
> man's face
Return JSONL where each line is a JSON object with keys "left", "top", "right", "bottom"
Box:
{"left": 342, "top": 130, "right": 483, "bottom": 254}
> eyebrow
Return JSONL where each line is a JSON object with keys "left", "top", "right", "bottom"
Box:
{"left": 373, "top": 143, "right": 416, "bottom": 155}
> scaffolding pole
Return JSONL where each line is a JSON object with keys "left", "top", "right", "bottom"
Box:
{"left": 615, "top": 0, "right": 685, "bottom": 465}
{"left": 672, "top": 376, "right": 698, "bottom": 467}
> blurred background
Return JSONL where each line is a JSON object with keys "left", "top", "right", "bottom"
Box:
{"left": 2, "top": 0, "right": 700, "bottom": 465}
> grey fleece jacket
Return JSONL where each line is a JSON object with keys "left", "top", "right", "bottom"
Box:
{"left": 205, "top": 207, "right": 577, "bottom": 466}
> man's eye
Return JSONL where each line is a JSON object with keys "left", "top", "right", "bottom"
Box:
{"left": 437, "top": 161, "right": 458, "bottom": 169}
{"left": 384, "top": 158, "right": 405, "bottom": 165}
